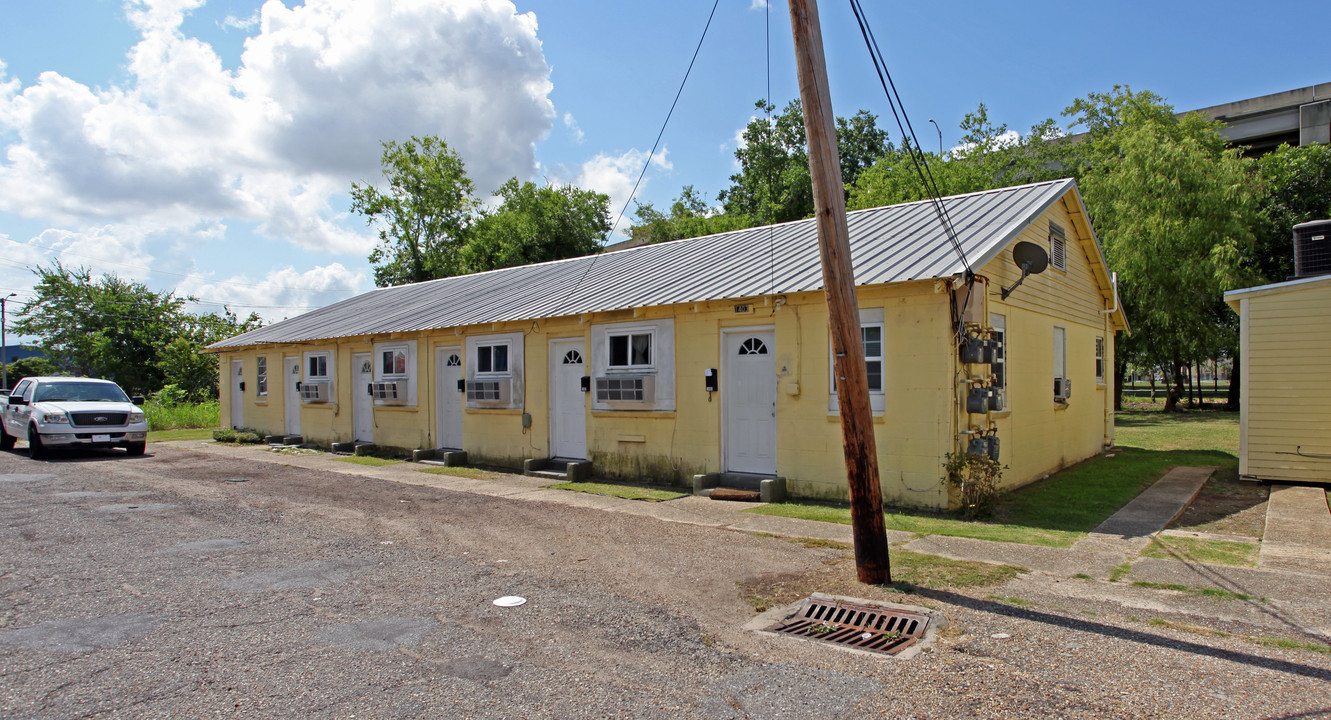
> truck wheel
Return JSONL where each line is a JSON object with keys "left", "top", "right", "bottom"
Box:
{"left": 27, "top": 425, "right": 46, "bottom": 460}
{"left": 126, "top": 442, "right": 146, "bottom": 457}
{"left": 0, "top": 425, "right": 14, "bottom": 451}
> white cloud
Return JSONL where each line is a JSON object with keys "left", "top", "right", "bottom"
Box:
{"left": 0, "top": 0, "right": 556, "bottom": 255}
{"left": 949, "top": 129, "right": 1021, "bottom": 158}
{"left": 562, "top": 112, "right": 584, "bottom": 143}
{"left": 559, "top": 148, "right": 672, "bottom": 235}
{"left": 222, "top": 12, "right": 260, "bottom": 30}
{"left": 178, "top": 263, "right": 366, "bottom": 323}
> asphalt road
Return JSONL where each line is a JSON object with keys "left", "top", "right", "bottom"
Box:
{"left": 2, "top": 444, "right": 1329, "bottom": 719}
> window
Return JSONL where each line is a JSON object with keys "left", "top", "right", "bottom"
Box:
{"left": 256, "top": 357, "right": 268, "bottom": 396}
{"left": 830, "top": 324, "right": 884, "bottom": 393}
{"left": 1053, "top": 326, "right": 1067, "bottom": 400}
{"left": 990, "top": 315, "right": 1006, "bottom": 391}
{"left": 380, "top": 345, "right": 408, "bottom": 378}
{"left": 1050, "top": 222, "right": 1067, "bottom": 271}
{"left": 608, "top": 331, "right": 652, "bottom": 369}
{"left": 1095, "top": 337, "right": 1105, "bottom": 384}
{"left": 307, "top": 354, "right": 328, "bottom": 379}
{"left": 476, "top": 342, "right": 510, "bottom": 375}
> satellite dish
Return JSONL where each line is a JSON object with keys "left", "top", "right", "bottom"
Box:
{"left": 1000, "top": 241, "right": 1050, "bottom": 300}
{"left": 1012, "top": 241, "right": 1049, "bottom": 275}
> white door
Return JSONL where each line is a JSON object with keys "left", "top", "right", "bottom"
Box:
{"left": 353, "top": 353, "right": 373, "bottom": 443}
{"left": 723, "top": 329, "right": 777, "bottom": 474}
{"left": 549, "top": 339, "right": 587, "bottom": 460}
{"left": 284, "top": 357, "right": 301, "bottom": 436}
{"left": 230, "top": 360, "right": 244, "bottom": 429}
{"left": 435, "top": 347, "right": 463, "bottom": 450}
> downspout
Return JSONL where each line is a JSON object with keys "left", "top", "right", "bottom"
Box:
{"left": 1100, "top": 272, "right": 1117, "bottom": 447}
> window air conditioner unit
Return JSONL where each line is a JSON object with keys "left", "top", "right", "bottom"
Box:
{"left": 1054, "top": 377, "right": 1072, "bottom": 401}
{"left": 300, "top": 381, "right": 330, "bottom": 404}
{"left": 371, "top": 380, "right": 409, "bottom": 406}
{"left": 466, "top": 378, "right": 512, "bottom": 405}
{"left": 595, "top": 374, "right": 656, "bottom": 403}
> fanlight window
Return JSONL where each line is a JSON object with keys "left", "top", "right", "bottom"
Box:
{"left": 563, "top": 350, "right": 584, "bottom": 365}
{"left": 446, "top": 354, "right": 462, "bottom": 367}
{"left": 738, "top": 337, "right": 769, "bottom": 356}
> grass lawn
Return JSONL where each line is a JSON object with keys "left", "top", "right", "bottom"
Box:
{"left": 546, "top": 481, "right": 687, "bottom": 502}
{"left": 748, "top": 408, "right": 1240, "bottom": 548}
{"left": 148, "top": 428, "right": 214, "bottom": 443}
{"left": 335, "top": 456, "right": 402, "bottom": 467}
{"left": 1141, "top": 535, "right": 1258, "bottom": 567}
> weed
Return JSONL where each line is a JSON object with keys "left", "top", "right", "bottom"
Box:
{"left": 988, "top": 595, "right": 1033, "bottom": 607}
{"left": 1251, "top": 636, "right": 1331, "bottom": 656}
{"left": 213, "top": 428, "right": 264, "bottom": 444}
{"left": 545, "top": 481, "right": 686, "bottom": 502}
{"left": 943, "top": 450, "right": 1004, "bottom": 519}
{"left": 1072, "top": 573, "right": 1093, "bottom": 580}
{"left": 1142, "top": 536, "right": 1258, "bottom": 567}
{"left": 1109, "top": 562, "right": 1133, "bottom": 582}
{"left": 336, "top": 456, "right": 401, "bottom": 467}
{"left": 1131, "top": 581, "right": 1261, "bottom": 602}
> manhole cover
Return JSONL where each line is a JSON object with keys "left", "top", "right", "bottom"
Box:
{"left": 760, "top": 595, "right": 934, "bottom": 657}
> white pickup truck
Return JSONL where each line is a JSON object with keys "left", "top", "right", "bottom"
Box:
{"left": 0, "top": 376, "right": 148, "bottom": 458}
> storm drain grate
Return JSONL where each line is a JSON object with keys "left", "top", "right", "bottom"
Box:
{"left": 763, "top": 596, "right": 931, "bottom": 656}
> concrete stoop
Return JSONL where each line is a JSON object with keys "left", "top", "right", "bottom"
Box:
{"left": 693, "top": 472, "right": 786, "bottom": 503}
{"left": 265, "top": 434, "right": 303, "bottom": 446}
{"left": 412, "top": 448, "right": 469, "bottom": 465}
{"left": 524, "top": 457, "right": 592, "bottom": 482}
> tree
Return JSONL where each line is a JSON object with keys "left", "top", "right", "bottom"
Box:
{"left": 1250, "top": 142, "right": 1331, "bottom": 282}
{"left": 461, "top": 179, "right": 611, "bottom": 272}
{"left": 629, "top": 186, "right": 752, "bottom": 245}
{"left": 1, "top": 355, "right": 57, "bottom": 384}
{"left": 1066, "top": 87, "right": 1257, "bottom": 412}
{"left": 720, "top": 100, "right": 892, "bottom": 224}
{"left": 352, "top": 136, "right": 476, "bottom": 287}
{"left": 11, "top": 263, "right": 261, "bottom": 399}
{"left": 13, "top": 263, "right": 187, "bottom": 394}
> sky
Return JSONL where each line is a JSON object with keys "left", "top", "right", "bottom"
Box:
{"left": 0, "top": 0, "right": 1327, "bottom": 334}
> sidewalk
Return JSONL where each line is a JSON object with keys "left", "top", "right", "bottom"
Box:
{"left": 1261, "top": 484, "right": 1331, "bottom": 573}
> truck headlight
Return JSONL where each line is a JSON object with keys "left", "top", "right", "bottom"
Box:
{"left": 129, "top": 410, "right": 146, "bottom": 423}
{"left": 40, "top": 411, "right": 69, "bottom": 424}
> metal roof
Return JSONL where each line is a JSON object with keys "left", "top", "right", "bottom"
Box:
{"left": 209, "top": 178, "right": 1077, "bottom": 349}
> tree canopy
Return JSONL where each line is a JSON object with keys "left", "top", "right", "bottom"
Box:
{"left": 352, "top": 135, "right": 612, "bottom": 286}
{"left": 10, "top": 262, "right": 261, "bottom": 399}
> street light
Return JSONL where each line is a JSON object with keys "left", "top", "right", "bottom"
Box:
{"left": 928, "top": 119, "right": 943, "bottom": 157}
{"left": 1, "top": 293, "right": 15, "bottom": 392}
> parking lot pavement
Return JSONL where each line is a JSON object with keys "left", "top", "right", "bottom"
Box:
{"left": 2, "top": 444, "right": 1330, "bottom": 718}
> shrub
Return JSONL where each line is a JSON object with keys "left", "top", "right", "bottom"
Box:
{"left": 213, "top": 428, "right": 264, "bottom": 444}
{"left": 944, "top": 450, "right": 1005, "bottom": 519}
{"left": 145, "top": 399, "right": 219, "bottom": 431}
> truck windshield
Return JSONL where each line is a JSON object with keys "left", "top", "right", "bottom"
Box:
{"left": 33, "top": 383, "right": 131, "bottom": 403}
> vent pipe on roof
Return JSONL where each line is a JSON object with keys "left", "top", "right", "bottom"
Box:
{"left": 1293, "top": 220, "right": 1331, "bottom": 279}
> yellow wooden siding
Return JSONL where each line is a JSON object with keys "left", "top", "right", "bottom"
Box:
{"left": 1241, "top": 279, "right": 1331, "bottom": 482}
{"left": 980, "top": 196, "right": 1116, "bottom": 488}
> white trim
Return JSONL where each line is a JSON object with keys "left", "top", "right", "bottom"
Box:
{"left": 372, "top": 340, "right": 417, "bottom": 407}
{"left": 466, "top": 332, "right": 524, "bottom": 410}
{"left": 605, "top": 326, "right": 656, "bottom": 372}
{"left": 721, "top": 326, "right": 777, "bottom": 475}
{"left": 1224, "top": 272, "right": 1331, "bottom": 303}
{"left": 590, "top": 319, "right": 675, "bottom": 412}
{"left": 255, "top": 355, "right": 268, "bottom": 397}
{"left": 1238, "top": 297, "right": 1249, "bottom": 475}
{"left": 828, "top": 307, "right": 886, "bottom": 414}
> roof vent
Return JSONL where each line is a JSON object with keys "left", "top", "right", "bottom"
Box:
{"left": 1293, "top": 220, "right": 1331, "bottom": 279}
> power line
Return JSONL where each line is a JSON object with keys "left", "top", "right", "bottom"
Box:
{"left": 846, "top": 0, "right": 971, "bottom": 282}
{"left": 0, "top": 236, "right": 351, "bottom": 295}
{"left": 550, "top": 0, "right": 723, "bottom": 319}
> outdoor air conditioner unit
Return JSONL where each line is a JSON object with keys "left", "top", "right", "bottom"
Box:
{"left": 300, "top": 381, "right": 330, "bottom": 404}
{"left": 466, "top": 377, "right": 512, "bottom": 405}
{"left": 595, "top": 374, "right": 656, "bottom": 403}
{"left": 1054, "top": 377, "right": 1072, "bottom": 401}
{"left": 371, "top": 380, "right": 409, "bottom": 406}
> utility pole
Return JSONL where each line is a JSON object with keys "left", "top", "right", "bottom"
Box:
{"left": 1, "top": 293, "right": 15, "bottom": 391}
{"left": 787, "top": 0, "right": 891, "bottom": 584}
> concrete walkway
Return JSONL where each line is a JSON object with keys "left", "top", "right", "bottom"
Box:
{"left": 1070, "top": 466, "right": 1214, "bottom": 557}
{"left": 1261, "top": 484, "right": 1331, "bottom": 573}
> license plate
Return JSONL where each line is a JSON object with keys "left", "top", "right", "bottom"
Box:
{"left": 92, "top": 434, "right": 111, "bottom": 443}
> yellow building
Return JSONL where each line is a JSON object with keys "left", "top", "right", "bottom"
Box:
{"left": 209, "top": 178, "right": 1127, "bottom": 509}
{"left": 1225, "top": 273, "right": 1331, "bottom": 484}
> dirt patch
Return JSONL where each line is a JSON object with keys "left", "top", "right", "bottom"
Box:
{"left": 1168, "top": 474, "right": 1268, "bottom": 539}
